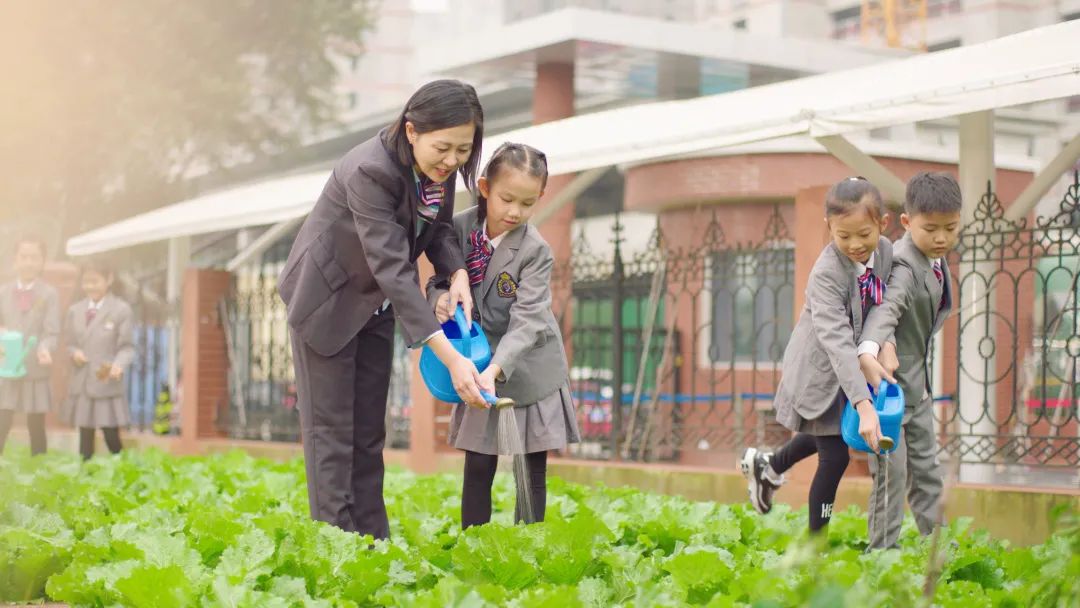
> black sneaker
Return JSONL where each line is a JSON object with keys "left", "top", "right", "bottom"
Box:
{"left": 739, "top": 447, "right": 785, "bottom": 514}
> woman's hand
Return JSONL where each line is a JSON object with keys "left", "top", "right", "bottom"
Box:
{"left": 446, "top": 269, "right": 473, "bottom": 327}
{"left": 448, "top": 355, "right": 487, "bottom": 409}
{"left": 426, "top": 333, "right": 486, "bottom": 408}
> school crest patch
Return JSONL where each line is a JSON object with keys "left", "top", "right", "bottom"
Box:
{"left": 495, "top": 272, "right": 517, "bottom": 298}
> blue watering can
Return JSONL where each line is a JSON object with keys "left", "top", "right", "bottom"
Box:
{"left": 0, "top": 330, "right": 39, "bottom": 379}
{"left": 842, "top": 380, "right": 904, "bottom": 454}
{"left": 419, "top": 306, "right": 499, "bottom": 404}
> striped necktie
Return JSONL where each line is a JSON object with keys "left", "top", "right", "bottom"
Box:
{"left": 465, "top": 229, "right": 493, "bottom": 286}
{"left": 932, "top": 260, "right": 944, "bottom": 285}
{"left": 858, "top": 268, "right": 885, "bottom": 309}
{"left": 415, "top": 176, "right": 444, "bottom": 224}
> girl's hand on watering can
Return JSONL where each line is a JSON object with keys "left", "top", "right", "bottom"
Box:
{"left": 478, "top": 365, "right": 499, "bottom": 396}
{"left": 72, "top": 349, "right": 88, "bottom": 366}
{"left": 855, "top": 399, "right": 882, "bottom": 452}
{"left": 434, "top": 292, "right": 453, "bottom": 324}
{"left": 37, "top": 348, "right": 52, "bottom": 366}
{"left": 447, "top": 269, "right": 474, "bottom": 328}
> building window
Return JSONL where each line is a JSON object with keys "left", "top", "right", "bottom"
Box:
{"left": 928, "top": 39, "right": 961, "bottom": 52}
{"left": 733, "top": 19, "right": 747, "bottom": 30}
{"left": 708, "top": 247, "right": 795, "bottom": 365}
{"left": 831, "top": 6, "right": 862, "bottom": 40}
{"left": 1067, "top": 95, "right": 1080, "bottom": 114}
{"left": 927, "top": 0, "right": 964, "bottom": 18}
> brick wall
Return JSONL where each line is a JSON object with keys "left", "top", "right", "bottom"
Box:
{"left": 179, "top": 268, "right": 231, "bottom": 450}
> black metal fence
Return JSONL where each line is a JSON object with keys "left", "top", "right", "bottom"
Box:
{"left": 942, "top": 173, "right": 1080, "bottom": 475}
{"left": 221, "top": 247, "right": 412, "bottom": 447}
{"left": 122, "top": 284, "right": 174, "bottom": 434}
{"left": 218, "top": 177, "right": 1080, "bottom": 481}
{"left": 553, "top": 205, "right": 796, "bottom": 463}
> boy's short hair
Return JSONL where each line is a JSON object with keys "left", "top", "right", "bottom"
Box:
{"left": 905, "top": 172, "right": 962, "bottom": 216}
{"left": 13, "top": 236, "right": 48, "bottom": 259}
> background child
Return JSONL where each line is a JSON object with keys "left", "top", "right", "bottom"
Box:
{"left": 741, "top": 177, "right": 892, "bottom": 533}
{"left": 0, "top": 237, "right": 60, "bottom": 456}
{"left": 428, "top": 142, "right": 580, "bottom": 528}
{"left": 858, "top": 171, "right": 962, "bottom": 549}
{"left": 63, "top": 259, "right": 134, "bottom": 460}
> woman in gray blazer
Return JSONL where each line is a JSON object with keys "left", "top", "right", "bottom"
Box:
{"left": 278, "top": 80, "right": 491, "bottom": 539}
{"left": 427, "top": 143, "right": 580, "bottom": 528}
{"left": 740, "top": 177, "right": 891, "bottom": 533}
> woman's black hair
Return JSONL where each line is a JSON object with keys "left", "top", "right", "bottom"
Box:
{"left": 476, "top": 142, "right": 549, "bottom": 222}
{"left": 384, "top": 79, "right": 485, "bottom": 193}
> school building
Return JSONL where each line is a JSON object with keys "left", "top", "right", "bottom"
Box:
{"left": 9, "top": 6, "right": 1077, "bottom": 538}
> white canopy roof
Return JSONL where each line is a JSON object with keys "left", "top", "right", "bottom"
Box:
{"left": 67, "top": 20, "right": 1080, "bottom": 256}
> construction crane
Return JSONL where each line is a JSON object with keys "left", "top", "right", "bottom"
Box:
{"left": 861, "top": 0, "right": 928, "bottom": 51}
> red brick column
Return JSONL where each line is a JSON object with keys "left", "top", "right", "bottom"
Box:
{"left": 793, "top": 185, "right": 831, "bottom": 318}
{"left": 533, "top": 62, "right": 576, "bottom": 351}
{"left": 178, "top": 268, "right": 230, "bottom": 451}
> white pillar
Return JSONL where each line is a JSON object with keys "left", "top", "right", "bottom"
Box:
{"left": 166, "top": 237, "right": 190, "bottom": 398}
{"left": 957, "top": 111, "right": 997, "bottom": 483}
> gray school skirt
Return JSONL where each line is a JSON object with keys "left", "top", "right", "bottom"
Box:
{"left": 0, "top": 378, "right": 53, "bottom": 414}
{"left": 447, "top": 382, "right": 581, "bottom": 455}
{"left": 778, "top": 390, "right": 845, "bottom": 436}
{"left": 65, "top": 395, "right": 130, "bottom": 429}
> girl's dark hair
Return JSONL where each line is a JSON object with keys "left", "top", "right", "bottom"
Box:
{"left": 14, "top": 236, "right": 47, "bottom": 257}
{"left": 477, "top": 142, "right": 549, "bottom": 222}
{"left": 384, "top": 79, "right": 485, "bottom": 193}
{"left": 825, "top": 176, "right": 885, "bottom": 221}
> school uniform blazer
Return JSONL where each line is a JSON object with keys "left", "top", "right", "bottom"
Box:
{"left": 65, "top": 295, "right": 134, "bottom": 399}
{"left": 278, "top": 128, "right": 466, "bottom": 356}
{"left": 861, "top": 232, "right": 953, "bottom": 408}
{"left": 0, "top": 281, "right": 60, "bottom": 381}
{"left": 774, "top": 237, "right": 894, "bottom": 423}
{"left": 427, "top": 206, "right": 568, "bottom": 405}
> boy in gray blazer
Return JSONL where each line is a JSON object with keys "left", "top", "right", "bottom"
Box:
{"left": 858, "top": 171, "right": 962, "bottom": 549}
{"left": 427, "top": 143, "right": 580, "bottom": 528}
{"left": 0, "top": 237, "right": 60, "bottom": 456}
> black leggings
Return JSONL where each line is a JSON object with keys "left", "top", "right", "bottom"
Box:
{"left": 79, "top": 427, "right": 122, "bottom": 460}
{"left": 461, "top": 450, "right": 548, "bottom": 529}
{"left": 0, "top": 411, "right": 47, "bottom": 456}
{"left": 771, "top": 432, "right": 850, "bottom": 532}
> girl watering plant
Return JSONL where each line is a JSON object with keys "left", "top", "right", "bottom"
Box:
{"left": 427, "top": 142, "right": 580, "bottom": 528}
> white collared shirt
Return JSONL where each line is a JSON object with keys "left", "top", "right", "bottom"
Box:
{"left": 854, "top": 251, "right": 876, "bottom": 277}
{"left": 15, "top": 279, "right": 36, "bottom": 291}
{"left": 855, "top": 252, "right": 882, "bottom": 357}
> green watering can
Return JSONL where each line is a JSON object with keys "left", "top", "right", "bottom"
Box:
{"left": 0, "top": 330, "right": 38, "bottom": 379}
